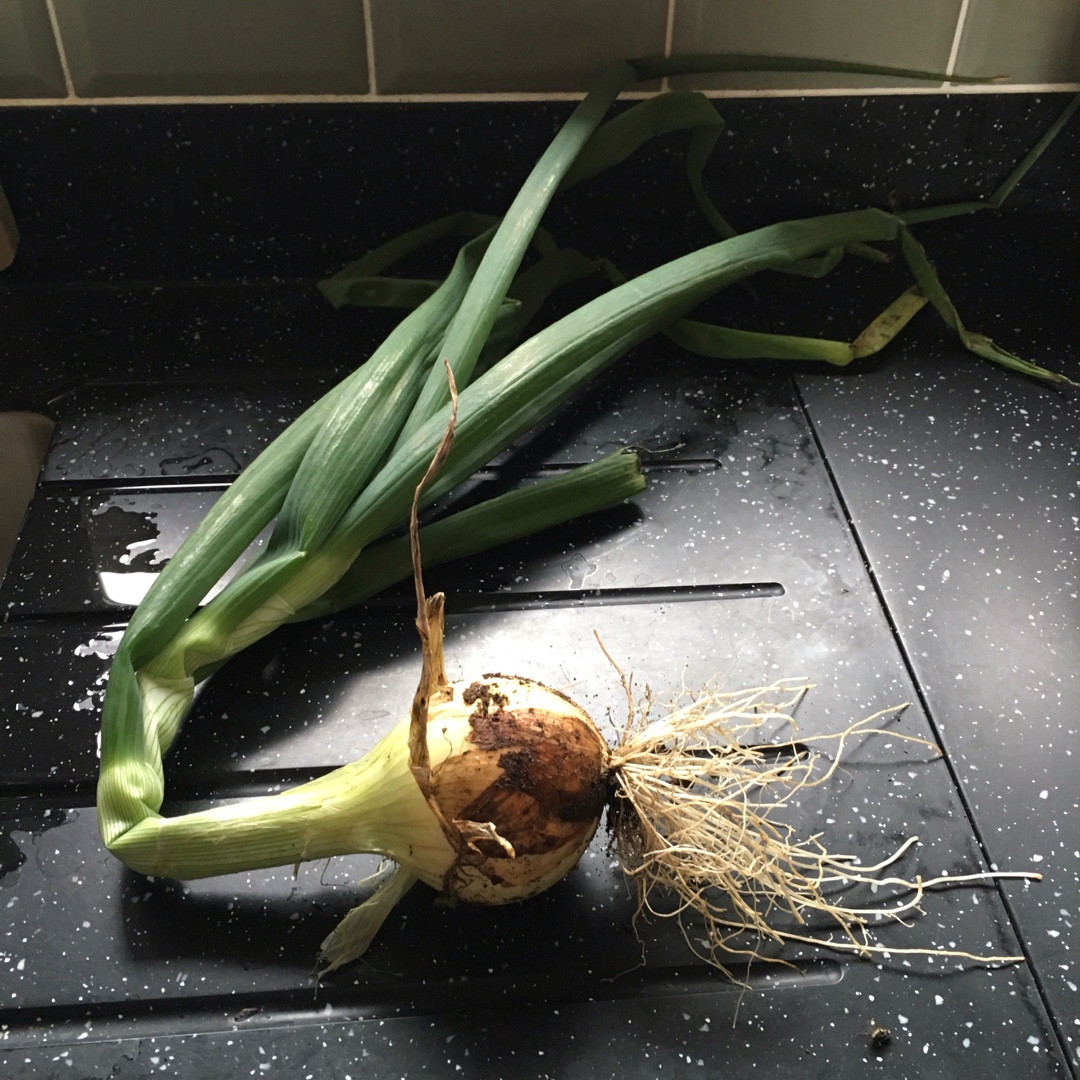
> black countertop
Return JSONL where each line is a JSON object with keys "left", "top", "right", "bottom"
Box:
{"left": 1, "top": 93, "right": 1077, "bottom": 1078}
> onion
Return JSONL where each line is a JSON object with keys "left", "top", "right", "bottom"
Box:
{"left": 100, "top": 367, "right": 1043, "bottom": 979}
{"left": 421, "top": 673, "right": 609, "bottom": 901}
{"left": 316, "top": 664, "right": 611, "bottom": 973}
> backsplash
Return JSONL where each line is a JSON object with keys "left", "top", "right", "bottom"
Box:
{"left": 1, "top": 0, "right": 1078, "bottom": 103}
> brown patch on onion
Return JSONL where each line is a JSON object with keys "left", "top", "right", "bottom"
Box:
{"left": 426, "top": 676, "right": 611, "bottom": 901}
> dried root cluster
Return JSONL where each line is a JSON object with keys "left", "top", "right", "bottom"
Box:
{"left": 605, "top": 673, "right": 1036, "bottom": 976}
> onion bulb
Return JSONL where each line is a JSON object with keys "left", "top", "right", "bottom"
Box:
{"left": 419, "top": 671, "right": 610, "bottom": 901}
{"left": 314, "top": 665, "right": 610, "bottom": 972}
{"left": 316, "top": 381, "right": 613, "bottom": 970}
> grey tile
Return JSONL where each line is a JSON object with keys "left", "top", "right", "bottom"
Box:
{"left": 53, "top": 0, "right": 368, "bottom": 97}
{"left": 0, "top": 0, "right": 66, "bottom": 98}
{"left": 670, "top": 0, "right": 963, "bottom": 91}
{"left": 370, "top": 0, "right": 668, "bottom": 94}
{"left": 956, "top": 0, "right": 1080, "bottom": 83}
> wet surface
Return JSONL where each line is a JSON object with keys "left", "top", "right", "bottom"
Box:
{"left": 1, "top": 93, "right": 1077, "bottom": 1077}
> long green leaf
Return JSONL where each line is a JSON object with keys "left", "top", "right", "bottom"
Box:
{"left": 292, "top": 451, "right": 646, "bottom": 620}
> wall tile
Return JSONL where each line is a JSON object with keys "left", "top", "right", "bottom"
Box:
{"left": 4, "top": 0, "right": 1076, "bottom": 106}
{"left": 52, "top": 0, "right": 368, "bottom": 96}
{"left": 957, "top": 0, "right": 1080, "bottom": 84}
{"left": 370, "top": 0, "right": 668, "bottom": 94}
{"left": 670, "top": 0, "right": 963, "bottom": 91}
{"left": 0, "top": 0, "right": 66, "bottom": 98}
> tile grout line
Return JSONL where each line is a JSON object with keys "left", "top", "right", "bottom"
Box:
{"left": 661, "top": 0, "right": 677, "bottom": 93}
{"left": 945, "top": 0, "right": 972, "bottom": 79}
{"left": 361, "top": 0, "right": 378, "bottom": 96}
{"left": 42, "top": 0, "right": 76, "bottom": 99}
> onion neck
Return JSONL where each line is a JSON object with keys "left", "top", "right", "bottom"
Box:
{"left": 107, "top": 714, "right": 456, "bottom": 882}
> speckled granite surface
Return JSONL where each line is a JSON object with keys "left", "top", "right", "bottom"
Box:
{"left": 1, "top": 94, "right": 1077, "bottom": 1077}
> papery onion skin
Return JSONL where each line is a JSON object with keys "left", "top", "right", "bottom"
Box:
{"left": 421, "top": 673, "right": 611, "bottom": 903}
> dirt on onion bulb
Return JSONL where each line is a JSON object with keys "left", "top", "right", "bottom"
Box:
{"left": 315, "top": 602, "right": 613, "bottom": 971}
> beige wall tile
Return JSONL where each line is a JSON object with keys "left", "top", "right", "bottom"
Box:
{"left": 956, "top": 0, "right": 1080, "bottom": 83}
{"left": 670, "top": 0, "right": 964, "bottom": 90}
{"left": 0, "top": 0, "right": 66, "bottom": 98}
{"left": 53, "top": 0, "right": 368, "bottom": 96}
{"left": 370, "top": 0, "right": 668, "bottom": 93}
{"left": 5, "top": 0, "right": 1077, "bottom": 104}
